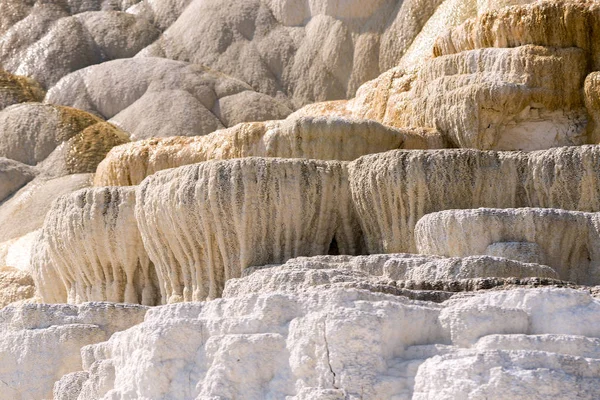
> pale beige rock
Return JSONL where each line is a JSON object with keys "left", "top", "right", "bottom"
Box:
{"left": 415, "top": 208, "right": 600, "bottom": 285}
{"left": 0, "top": 302, "right": 148, "bottom": 400}
{"left": 0, "top": 173, "right": 93, "bottom": 243}
{"left": 94, "top": 116, "right": 444, "bottom": 186}
{"left": 433, "top": 1, "right": 600, "bottom": 70}
{"left": 584, "top": 71, "right": 600, "bottom": 143}
{"left": 39, "top": 187, "right": 159, "bottom": 305}
{"left": 348, "top": 146, "right": 600, "bottom": 254}
{"left": 135, "top": 157, "right": 364, "bottom": 303}
{"left": 136, "top": 0, "right": 453, "bottom": 108}
{"left": 46, "top": 58, "right": 293, "bottom": 139}
{"left": 0, "top": 103, "right": 103, "bottom": 166}
{"left": 0, "top": 266, "right": 35, "bottom": 308}
{"left": 0, "top": 3, "right": 159, "bottom": 88}
{"left": 0, "top": 157, "right": 36, "bottom": 202}
{"left": 30, "top": 228, "right": 68, "bottom": 304}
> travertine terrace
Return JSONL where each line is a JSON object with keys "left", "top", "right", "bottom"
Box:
{"left": 1, "top": 0, "right": 600, "bottom": 399}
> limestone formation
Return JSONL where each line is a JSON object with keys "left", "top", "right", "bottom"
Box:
{"left": 94, "top": 116, "right": 444, "bottom": 186}
{"left": 136, "top": 0, "right": 457, "bottom": 107}
{"left": 296, "top": 45, "right": 590, "bottom": 150}
{"left": 433, "top": 1, "right": 600, "bottom": 70}
{"left": 584, "top": 71, "right": 600, "bottom": 143}
{"left": 136, "top": 158, "right": 363, "bottom": 302}
{"left": 54, "top": 287, "right": 600, "bottom": 399}
{"left": 349, "top": 146, "right": 600, "bottom": 254}
{"left": 0, "top": 302, "right": 147, "bottom": 400}
{"left": 0, "top": 157, "right": 36, "bottom": 202}
{"left": 0, "top": 230, "right": 39, "bottom": 273}
{"left": 0, "top": 3, "right": 160, "bottom": 87}
{"left": 0, "top": 174, "right": 92, "bottom": 243}
{"left": 40, "top": 121, "right": 130, "bottom": 177}
{"left": 0, "top": 266, "right": 35, "bottom": 308}
{"left": 39, "top": 187, "right": 159, "bottom": 305}
{"left": 0, "top": 103, "right": 103, "bottom": 166}
{"left": 0, "top": 69, "right": 44, "bottom": 110}
{"left": 46, "top": 58, "right": 293, "bottom": 139}
{"left": 415, "top": 208, "right": 600, "bottom": 284}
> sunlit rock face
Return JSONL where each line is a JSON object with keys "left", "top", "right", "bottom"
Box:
{"left": 0, "top": 157, "right": 36, "bottom": 202}
{"left": 0, "top": 69, "right": 45, "bottom": 110}
{"left": 36, "top": 187, "right": 159, "bottom": 305}
{"left": 53, "top": 287, "right": 600, "bottom": 399}
{"left": 93, "top": 116, "right": 445, "bottom": 186}
{"left": 46, "top": 57, "right": 293, "bottom": 140}
{"left": 415, "top": 208, "right": 600, "bottom": 285}
{"left": 349, "top": 146, "right": 600, "bottom": 254}
{"left": 0, "top": 266, "right": 35, "bottom": 308}
{"left": 0, "top": 0, "right": 159, "bottom": 88}
{"left": 0, "top": 302, "right": 148, "bottom": 400}
{"left": 136, "top": 157, "right": 364, "bottom": 303}
{"left": 135, "top": 0, "right": 450, "bottom": 108}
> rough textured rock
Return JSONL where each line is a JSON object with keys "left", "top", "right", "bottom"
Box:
{"left": 0, "top": 302, "right": 148, "bottom": 400}
{"left": 433, "top": 1, "right": 600, "bottom": 70}
{"left": 94, "top": 116, "right": 444, "bottom": 186}
{"left": 0, "top": 2, "right": 159, "bottom": 87}
{"left": 39, "top": 121, "right": 130, "bottom": 177}
{"left": 0, "top": 157, "right": 36, "bottom": 202}
{"left": 0, "top": 103, "right": 104, "bottom": 166}
{"left": 0, "top": 266, "right": 35, "bottom": 308}
{"left": 46, "top": 58, "right": 293, "bottom": 139}
{"left": 0, "top": 173, "right": 92, "bottom": 243}
{"left": 54, "top": 287, "right": 600, "bottom": 399}
{"left": 349, "top": 146, "right": 600, "bottom": 254}
{"left": 136, "top": 0, "right": 463, "bottom": 108}
{"left": 0, "top": 230, "right": 39, "bottom": 273}
{"left": 415, "top": 208, "right": 600, "bottom": 285}
{"left": 54, "top": 288, "right": 445, "bottom": 399}
{"left": 136, "top": 158, "right": 364, "bottom": 302}
{"left": 39, "top": 187, "right": 158, "bottom": 305}
{"left": 584, "top": 71, "right": 600, "bottom": 143}
{"left": 296, "top": 45, "right": 589, "bottom": 150}
{"left": 0, "top": 68, "right": 45, "bottom": 110}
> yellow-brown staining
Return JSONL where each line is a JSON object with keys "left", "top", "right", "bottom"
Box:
{"left": 0, "top": 69, "right": 45, "bottom": 108}
{"left": 65, "top": 122, "right": 130, "bottom": 174}
{"left": 55, "top": 105, "right": 104, "bottom": 142}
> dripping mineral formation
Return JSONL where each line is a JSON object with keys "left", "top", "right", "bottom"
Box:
{"left": 1, "top": 0, "right": 600, "bottom": 399}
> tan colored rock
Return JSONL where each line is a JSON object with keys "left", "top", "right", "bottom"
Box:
{"left": 433, "top": 1, "right": 600, "bottom": 70}
{"left": 0, "top": 69, "right": 45, "bottom": 110}
{"left": 0, "top": 266, "right": 35, "bottom": 308}
{"left": 40, "top": 121, "right": 130, "bottom": 177}
{"left": 0, "top": 157, "right": 36, "bottom": 202}
{"left": 30, "top": 229, "right": 67, "bottom": 304}
{"left": 39, "top": 187, "right": 158, "bottom": 305}
{"left": 348, "top": 146, "right": 600, "bottom": 254}
{"left": 0, "top": 103, "right": 103, "bottom": 166}
{"left": 584, "top": 71, "right": 600, "bottom": 143}
{"left": 135, "top": 158, "right": 364, "bottom": 303}
{"left": 94, "top": 116, "right": 444, "bottom": 186}
{"left": 415, "top": 208, "right": 600, "bottom": 284}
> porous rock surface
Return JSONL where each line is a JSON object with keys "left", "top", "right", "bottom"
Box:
{"left": 136, "top": 157, "right": 363, "bottom": 303}
{"left": 94, "top": 116, "right": 444, "bottom": 186}
{"left": 52, "top": 286, "right": 600, "bottom": 399}
{"left": 46, "top": 57, "right": 293, "bottom": 139}
{"left": 2, "top": 0, "right": 600, "bottom": 398}
{"left": 0, "top": 302, "right": 148, "bottom": 400}
{"left": 37, "top": 187, "right": 158, "bottom": 305}
{"left": 415, "top": 208, "right": 600, "bottom": 284}
{"left": 349, "top": 146, "right": 600, "bottom": 254}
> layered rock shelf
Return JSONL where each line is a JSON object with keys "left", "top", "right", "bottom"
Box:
{"left": 1, "top": 0, "right": 600, "bottom": 398}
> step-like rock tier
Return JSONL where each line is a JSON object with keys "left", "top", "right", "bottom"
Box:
{"left": 0, "top": 302, "right": 147, "bottom": 400}
{"left": 136, "top": 157, "right": 364, "bottom": 303}
{"left": 415, "top": 208, "right": 600, "bottom": 284}
{"left": 53, "top": 287, "right": 600, "bottom": 399}
{"left": 349, "top": 146, "right": 600, "bottom": 254}
{"left": 37, "top": 187, "right": 159, "bottom": 305}
{"left": 94, "top": 116, "right": 445, "bottom": 186}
